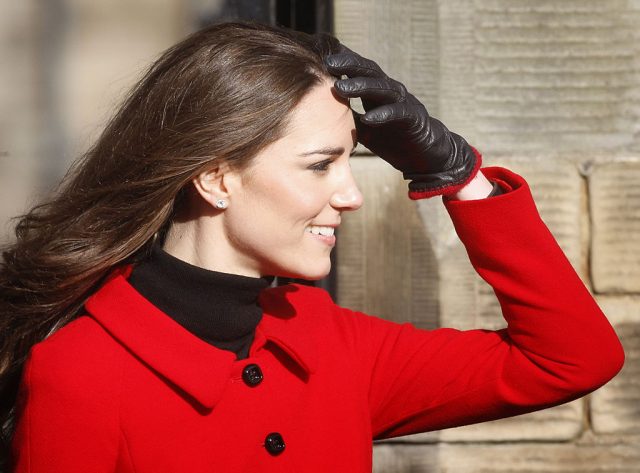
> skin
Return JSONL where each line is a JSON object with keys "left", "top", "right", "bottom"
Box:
{"left": 163, "top": 78, "right": 493, "bottom": 279}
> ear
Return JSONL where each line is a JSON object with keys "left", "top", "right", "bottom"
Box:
{"left": 192, "top": 164, "right": 239, "bottom": 209}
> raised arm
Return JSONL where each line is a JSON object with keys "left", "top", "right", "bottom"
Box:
{"left": 336, "top": 167, "right": 624, "bottom": 439}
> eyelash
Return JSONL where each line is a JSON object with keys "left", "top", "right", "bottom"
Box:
{"left": 309, "top": 159, "right": 334, "bottom": 173}
{"left": 308, "top": 150, "right": 355, "bottom": 174}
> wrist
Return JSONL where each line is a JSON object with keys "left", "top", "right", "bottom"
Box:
{"left": 407, "top": 146, "right": 483, "bottom": 200}
{"left": 448, "top": 171, "right": 494, "bottom": 201}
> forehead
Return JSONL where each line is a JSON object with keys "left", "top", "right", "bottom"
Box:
{"left": 280, "top": 79, "right": 355, "bottom": 146}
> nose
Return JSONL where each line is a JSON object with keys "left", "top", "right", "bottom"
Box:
{"left": 331, "top": 168, "right": 363, "bottom": 211}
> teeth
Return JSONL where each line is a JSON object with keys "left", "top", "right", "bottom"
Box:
{"left": 306, "top": 225, "right": 335, "bottom": 237}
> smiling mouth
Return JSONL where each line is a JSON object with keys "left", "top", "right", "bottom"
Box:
{"left": 305, "top": 225, "right": 335, "bottom": 237}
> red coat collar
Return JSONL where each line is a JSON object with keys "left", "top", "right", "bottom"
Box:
{"left": 84, "top": 267, "right": 319, "bottom": 410}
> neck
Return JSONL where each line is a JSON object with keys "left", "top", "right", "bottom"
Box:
{"left": 163, "top": 201, "right": 263, "bottom": 278}
{"left": 128, "top": 245, "right": 273, "bottom": 358}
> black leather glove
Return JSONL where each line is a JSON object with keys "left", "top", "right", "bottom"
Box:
{"left": 324, "top": 44, "right": 481, "bottom": 199}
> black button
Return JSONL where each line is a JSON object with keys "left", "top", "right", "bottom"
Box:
{"left": 242, "top": 364, "right": 263, "bottom": 387}
{"left": 264, "top": 432, "right": 285, "bottom": 455}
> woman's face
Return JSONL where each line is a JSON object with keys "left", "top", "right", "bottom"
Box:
{"left": 221, "top": 78, "right": 362, "bottom": 279}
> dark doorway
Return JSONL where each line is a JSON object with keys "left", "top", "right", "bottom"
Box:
{"left": 194, "top": 0, "right": 333, "bottom": 34}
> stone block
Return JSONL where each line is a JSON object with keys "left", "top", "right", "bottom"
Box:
{"left": 591, "top": 296, "right": 640, "bottom": 434}
{"left": 373, "top": 443, "right": 438, "bottom": 473}
{"left": 336, "top": 157, "right": 439, "bottom": 330}
{"left": 469, "top": 0, "right": 640, "bottom": 154}
{"left": 334, "top": 0, "right": 441, "bottom": 116}
{"left": 437, "top": 0, "right": 477, "bottom": 142}
{"left": 439, "top": 432, "right": 640, "bottom": 473}
{"left": 590, "top": 159, "right": 640, "bottom": 293}
{"left": 336, "top": 0, "right": 640, "bottom": 155}
{"left": 373, "top": 433, "right": 640, "bottom": 473}
{"left": 398, "top": 400, "right": 583, "bottom": 443}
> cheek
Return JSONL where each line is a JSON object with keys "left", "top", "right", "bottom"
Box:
{"left": 248, "top": 173, "right": 326, "bottom": 222}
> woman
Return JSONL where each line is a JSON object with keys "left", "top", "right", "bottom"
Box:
{"left": 1, "top": 21, "right": 624, "bottom": 472}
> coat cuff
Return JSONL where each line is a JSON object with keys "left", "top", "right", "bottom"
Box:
{"left": 442, "top": 166, "right": 536, "bottom": 242}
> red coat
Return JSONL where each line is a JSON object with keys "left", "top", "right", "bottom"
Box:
{"left": 11, "top": 167, "right": 624, "bottom": 472}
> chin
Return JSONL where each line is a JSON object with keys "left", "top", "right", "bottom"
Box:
{"left": 275, "top": 263, "right": 331, "bottom": 281}
{"left": 300, "top": 272, "right": 330, "bottom": 282}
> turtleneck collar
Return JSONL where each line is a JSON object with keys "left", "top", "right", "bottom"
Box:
{"left": 128, "top": 245, "right": 273, "bottom": 358}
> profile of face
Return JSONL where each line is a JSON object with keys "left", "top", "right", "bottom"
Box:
{"left": 191, "top": 78, "right": 363, "bottom": 280}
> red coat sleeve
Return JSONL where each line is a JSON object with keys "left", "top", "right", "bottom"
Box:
{"left": 346, "top": 166, "right": 624, "bottom": 439}
{"left": 10, "top": 318, "right": 121, "bottom": 473}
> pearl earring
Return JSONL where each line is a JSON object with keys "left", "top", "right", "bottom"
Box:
{"left": 214, "top": 199, "right": 228, "bottom": 210}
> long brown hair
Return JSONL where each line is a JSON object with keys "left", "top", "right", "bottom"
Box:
{"left": 0, "top": 21, "right": 339, "bottom": 460}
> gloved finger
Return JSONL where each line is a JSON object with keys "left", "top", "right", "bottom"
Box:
{"left": 360, "top": 102, "right": 418, "bottom": 128}
{"left": 334, "top": 76, "right": 406, "bottom": 106}
{"left": 324, "top": 48, "right": 385, "bottom": 79}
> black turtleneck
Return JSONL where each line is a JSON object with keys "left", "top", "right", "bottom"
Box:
{"left": 128, "top": 245, "right": 273, "bottom": 360}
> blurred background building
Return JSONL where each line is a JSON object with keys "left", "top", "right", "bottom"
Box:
{"left": 1, "top": 0, "right": 638, "bottom": 471}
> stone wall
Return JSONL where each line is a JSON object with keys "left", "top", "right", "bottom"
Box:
{"left": 1, "top": 1, "right": 637, "bottom": 471}
{"left": 334, "top": 1, "right": 639, "bottom": 471}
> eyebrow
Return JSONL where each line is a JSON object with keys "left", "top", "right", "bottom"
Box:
{"left": 298, "top": 145, "right": 357, "bottom": 157}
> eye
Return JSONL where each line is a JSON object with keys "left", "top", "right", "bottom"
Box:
{"left": 309, "top": 158, "right": 334, "bottom": 173}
